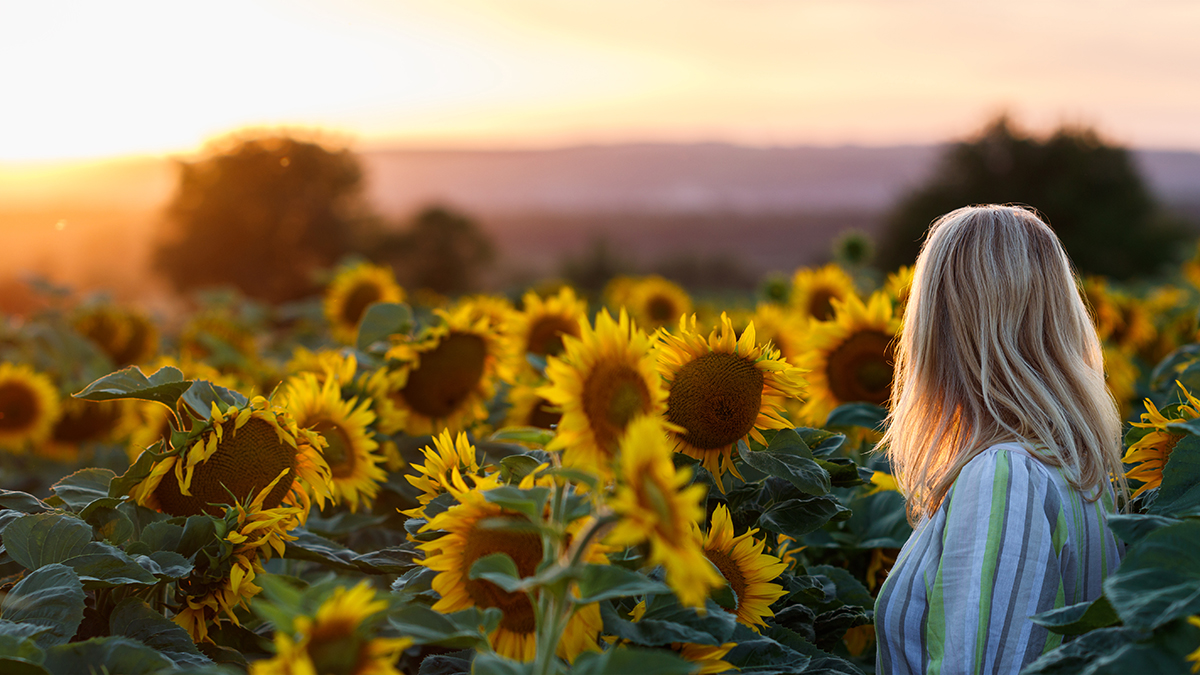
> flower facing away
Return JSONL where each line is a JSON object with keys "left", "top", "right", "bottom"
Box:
{"left": 702, "top": 504, "right": 787, "bottom": 631}
{"left": 623, "top": 275, "right": 693, "bottom": 331}
{"left": 252, "top": 581, "right": 411, "bottom": 675}
{"left": 1124, "top": 383, "right": 1200, "bottom": 497}
{"left": 656, "top": 313, "right": 806, "bottom": 487}
{"left": 281, "top": 372, "right": 386, "bottom": 513}
{"left": 324, "top": 262, "right": 405, "bottom": 345}
{"left": 0, "top": 362, "right": 61, "bottom": 452}
{"left": 791, "top": 264, "right": 858, "bottom": 322}
{"left": 129, "top": 396, "right": 331, "bottom": 519}
{"left": 606, "top": 416, "right": 723, "bottom": 609}
{"left": 539, "top": 309, "right": 666, "bottom": 476}
{"left": 418, "top": 481, "right": 606, "bottom": 662}
{"left": 797, "top": 292, "right": 899, "bottom": 426}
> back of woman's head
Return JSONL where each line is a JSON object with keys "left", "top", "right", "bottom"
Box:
{"left": 881, "top": 204, "right": 1124, "bottom": 522}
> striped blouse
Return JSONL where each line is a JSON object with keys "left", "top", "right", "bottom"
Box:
{"left": 874, "top": 443, "right": 1123, "bottom": 674}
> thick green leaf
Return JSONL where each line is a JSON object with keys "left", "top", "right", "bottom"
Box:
{"left": 0, "top": 658, "right": 49, "bottom": 675}
{"left": 388, "top": 605, "right": 501, "bottom": 649}
{"left": 723, "top": 623, "right": 812, "bottom": 674}
{"left": 600, "top": 596, "right": 736, "bottom": 647}
{"left": 1106, "top": 513, "right": 1180, "bottom": 546}
{"left": 847, "top": 490, "right": 913, "bottom": 549}
{"left": 824, "top": 403, "right": 887, "bottom": 431}
{"left": 756, "top": 495, "right": 850, "bottom": 539}
{"left": 498, "top": 454, "right": 545, "bottom": 484}
{"left": 806, "top": 566, "right": 875, "bottom": 610}
{"left": 83, "top": 504, "right": 135, "bottom": 546}
{"left": 48, "top": 469, "right": 116, "bottom": 513}
{"left": 43, "top": 636, "right": 174, "bottom": 675}
{"left": 470, "top": 652, "right": 532, "bottom": 675}
{"left": 108, "top": 441, "right": 166, "bottom": 499}
{"left": 72, "top": 366, "right": 191, "bottom": 410}
{"left": 1103, "top": 520, "right": 1200, "bottom": 630}
{"left": 489, "top": 427, "right": 556, "bottom": 449}
{"left": 110, "top": 598, "right": 212, "bottom": 668}
{"left": 63, "top": 542, "right": 158, "bottom": 587}
{"left": 3, "top": 514, "right": 93, "bottom": 570}
{"left": 0, "top": 491, "right": 50, "bottom": 514}
{"left": 135, "top": 550, "right": 194, "bottom": 580}
{"left": 481, "top": 486, "right": 550, "bottom": 521}
{"left": 738, "top": 432, "right": 831, "bottom": 496}
{"left": 795, "top": 428, "right": 847, "bottom": 457}
{"left": 180, "top": 380, "right": 248, "bottom": 419}
{"left": 1030, "top": 596, "right": 1120, "bottom": 635}
{"left": 572, "top": 647, "right": 695, "bottom": 675}
{"left": 574, "top": 565, "right": 672, "bottom": 605}
{"left": 283, "top": 529, "right": 417, "bottom": 574}
{"left": 357, "top": 302, "right": 413, "bottom": 351}
{"left": 0, "top": 564, "right": 85, "bottom": 649}
{"left": 1148, "top": 435, "right": 1200, "bottom": 516}
{"left": 468, "top": 553, "right": 525, "bottom": 593}
{"left": 0, "top": 624, "right": 46, "bottom": 665}
{"left": 1022, "top": 624, "right": 1193, "bottom": 675}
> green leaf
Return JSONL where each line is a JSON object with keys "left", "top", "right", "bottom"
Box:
{"left": 482, "top": 486, "right": 549, "bottom": 522}
{"left": 1103, "top": 519, "right": 1200, "bottom": 630}
{"left": 0, "top": 625, "right": 46, "bottom": 665}
{"left": 470, "top": 652, "right": 533, "bottom": 675}
{"left": 468, "top": 553, "right": 525, "bottom": 593}
{"left": 756, "top": 495, "right": 850, "bottom": 539}
{"left": 0, "top": 659, "right": 49, "bottom": 675}
{"left": 42, "top": 637, "right": 174, "bottom": 675}
{"left": 1148, "top": 435, "right": 1200, "bottom": 516}
{"left": 3, "top": 514, "right": 93, "bottom": 570}
{"left": 600, "top": 596, "right": 736, "bottom": 647}
{"left": 388, "top": 605, "right": 502, "bottom": 650}
{"left": 795, "top": 428, "right": 847, "bottom": 457}
{"left": 498, "top": 454, "right": 545, "bottom": 484}
{"left": 72, "top": 366, "right": 191, "bottom": 411}
{"left": 49, "top": 468, "right": 116, "bottom": 513}
{"left": 283, "top": 529, "right": 416, "bottom": 574}
{"left": 83, "top": 505, "right": 135, "bottom": 546}
{"left": 824, "top": 403, "right": 887, "bottom": 431}
{"left": 847, "top": 490, "right": 912, "bottom": 549}
{"left": 109, "top": 598, "right": 212, "bottom": 668}
{"left": 0, "top": 491, "right": 50, "bottom": 514}
{"left": 1106, "top": 513, "right": 1180, "bottom": 546}
{"left": 1030, "top": 596, "right": 1120, "bottom": 635}
{"left": 0, "top": 564, "right": 85, "bottom": 649}
{"left": 737, "top": 432, "right": 831, "bottom": 497}
{"left": 134, "top": 551, "right": 194, "bottom": 580}
{"left": 723, "top": 623, "right": 813, "bottom": 674}
{"left": 108, "top": 441, "right": 167, "bottom": 499}
{"left": 489, "top": 427, "right": 556, "bottom": 449}
{"left": 572, "top": 647, "right": 696, "bottom": 675}
{"left": 574, "top": 565, "right": 672, "bottom": 605}
{"left": 806, "top": 565, "right": 875, "bottom": 610}
{"left": 357, "top": 302, "right": 413, "bottom": 351}
{"left": 62, "top": 542, "right": 158, "bottom": 588}
{"left": 1021, "top": 623, "right": 1197, "bottom": 675}
{"left": 180, "top": 380, "right": 248, "bottom": 419}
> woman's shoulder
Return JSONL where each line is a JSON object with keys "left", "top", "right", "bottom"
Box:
{"left": 949, "top": 442, "right": 1067, "bottom": 509}
{"left": 959, "top": 442, "right": 1059, "bottom": 481}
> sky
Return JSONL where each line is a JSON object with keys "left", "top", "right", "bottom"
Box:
{"left": 2, "top": 0, "right": 1199, "bottom": 162}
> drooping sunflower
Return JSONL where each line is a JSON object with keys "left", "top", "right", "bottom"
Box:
{"left": 418, "top": 481, "right": 606, "bottom": 662}
{"left": 703, "top": 504, "right": 787, "bottom": 631}
{"left": 282, "top": 373, "right": 386, "bottom": 513}
{"left": 606, "top": 416, "right": 723, "bottom": 609}
{"left": 0, "top": 362, "right": 61, "bottom": 452}
{"left": 656, "top": 313, "right": 807, "bottom": 485}
{"left": 624, "top": 276, "right": 693, "bottom": 331}
{"left": 883, "top": 265, "right": 915, "bottom": 320}
{"left": 509, "top": 286, "right": 587, "bottom": 371}
{"left": 119, "top": 357, "right": 233, "bottom": 463}
{"left": 796, "top": 292, "right": 899, "bottom": 426}
{"left": 1124, "top": 384, "right": 1200, "bottom": 498}
{"left": 791, "top": 264, "right": 858, "bottom": 322}
{"left": 252, "top": 582, "right": 410, "bottom": 675}
{"left": 128, "top": 396, "right": 331, "bottom": 519}
{"left": 539, "top": 309, "right": 666, "bottom": 476}
{"left": 504, "top": 380, "right": 561, "bottom": 431}
{"left": 377, "top": 302, "right": 510, "bottom": 437}
{"left": 324, "top": 262, "right": 405, "bottom": 345}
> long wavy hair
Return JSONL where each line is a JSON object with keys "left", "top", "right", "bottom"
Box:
{"left": 880, "top": 204, "right": 1126, "bottom": 523}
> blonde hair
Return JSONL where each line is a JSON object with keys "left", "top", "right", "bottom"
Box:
{"left": 881, "top": 204, "right": 1126, "bottom": 522}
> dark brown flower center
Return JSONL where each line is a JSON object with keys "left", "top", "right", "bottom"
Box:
{"left": 0, "top": 382, "right": 39, "bottom": 432}
{"left": 826, "top": 329, "right": 894, "bottom": 406}
{"left": 153, "top": 416, "right": 298, "bottom": 517}
{"left": 666, "top": 352, "right": 764, "bottom": 450}
{"left": 314, "top": 420, "right": 356, "bottom": 479}
{"left": 646, "top": 296, "right": 679, "bottom": 324}
{"left": 582, "top": 363, "right": 652, "bottom": 454}
{"left": 526, "top": 315, "right": 579, "bottom": 357}
{"left": 399, "top": 333, "right": 487, "bottom": 419}
{"left": 808, "top": 287, "right": 838, "bottom": 321}
{"left": 704, "top": 547, "right": 746, "bottom": 615}
{"left": 53, "top": 401, "right": 121, "bottom": 444}
{"left": 525, "top": 398, "right": 561, "bottom": 430}
{"left": 341, "top": 281, "right": 384, "bottom": 327}
{"left": 462, "top": 522, "right": 542, "bottom": 634}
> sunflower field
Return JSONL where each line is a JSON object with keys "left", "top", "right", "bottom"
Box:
{"left": 0, "top": 256, "right": 1199, "bottom": 675}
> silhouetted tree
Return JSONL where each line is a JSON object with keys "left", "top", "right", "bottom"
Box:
{"left": 559, "top": 237, "right": 630, "bottom": 299}
{"left": 372, "top": 206, "right": 495, "bottom": 295}
{"left": 154, "top": 133, "right": 368, "bottom": 303}
{"left": 878, "top": 117, "right": 1188, "bottom": 279}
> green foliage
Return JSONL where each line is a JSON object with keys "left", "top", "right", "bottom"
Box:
{"left": 878, "top": 116, "right": 1189, "bottom": 278}
{"left": 0, "top": 565, "right": 86, "bottom": 649}
{"left": 356, "top": 302, "right": 414, "bottom": 352}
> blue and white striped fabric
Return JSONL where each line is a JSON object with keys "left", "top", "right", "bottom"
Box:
{"left": 874, "top": 443, "right": 1123, "bottom": 674}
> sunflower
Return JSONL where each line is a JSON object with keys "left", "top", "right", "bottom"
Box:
{"left": 252, "top": 582, "right": 410, "bottom": 675}
{"left": 179, "top": 310, "right": 259, "bottom": 365}
{"left": 45, "top": 398, "right": 126, "bottom": 462}
{"left": 624, "top": 276, "right": 692, "bottom": 331}
{"left": 461, "top": 294, "right": 516, "bottom": 332}
{"left": 119, "top": 357, "right": 233, "bottom": 463}
{"left": 865, "top": 547, "right": 900, "bottom": 591}
{"left": 286, "top": 347, "right": 361, "bottom": 388}
{"left": 538, "top": 309, "right": 666, "bottom": 476}
{"left": 175, "top": 476, "right": 305, "bottom": 643}
{"left": 883, "top": 265, "right": 915, "bottom": 320}
{"left": 509, "top": 286, "right": 587, "bottom": 370}
{"left": 1107, "top": 293, "right": 1156, "bottom": 354}
{"left": 1103, "top": 345, "right": 1139, "bottom": 419}
{"left": 702, "top": 504, "right": 787, "bottom": 631}
{"left": 1081, "top": 276, "right": 1122, "bottom": 342}
{"left": 745, "top": 304, "right": 808, "bottom": 363}
{"left": 378, "top": 302, "right": 509, "bottom": 437}
{"left": 656, "top": 313, "right": 807, "bottom": 486}
{"left": 1124, "top": 384, "right": 1200, "bottom": 497}
{"left": 282, "top": 373, "right": 386, "bottom": 513}
{"left": 324, "top": 262, "right": 405, "bottom": 345}
{"left": 128, "top": 396, "right": 331, "bottom": 519}
{"left": 791, "top": 264, "right": 858, "bottom": 322}
{"left": 405, "top": 429, "right": 484, "bottom": 509}
{"left": 606, "top": 416, "right": 723, "bottom": 609}
{"left": 73, "top": 304, "right": 158, "bottom": 367}
{"left": 797, "top": 292, "right": 899, "bottom": 426}
{"left": 0, "top": 362, "right": 61, "bottom": 452}
{"left": 505, "top": 381, "right": 561, "bottom": 431}
{"left": 418, "top": 481, "right": 605, "bottom": 662}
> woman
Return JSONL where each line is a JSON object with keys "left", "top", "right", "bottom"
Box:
{"left": 874, "top": 205, "right": 1127, "bottom": 673}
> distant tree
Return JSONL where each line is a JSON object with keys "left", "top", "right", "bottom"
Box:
{"left": 371, "top": 206, "right": 495, "bottom": 295}
{"left": 878, "top": 116, "right": 1189, "bottom": 278}
{"left": 559, "top": 237, "right": 630, "bottom": 299}
{"left": 154, "top": 133, "right": 369, "bottom": 303}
